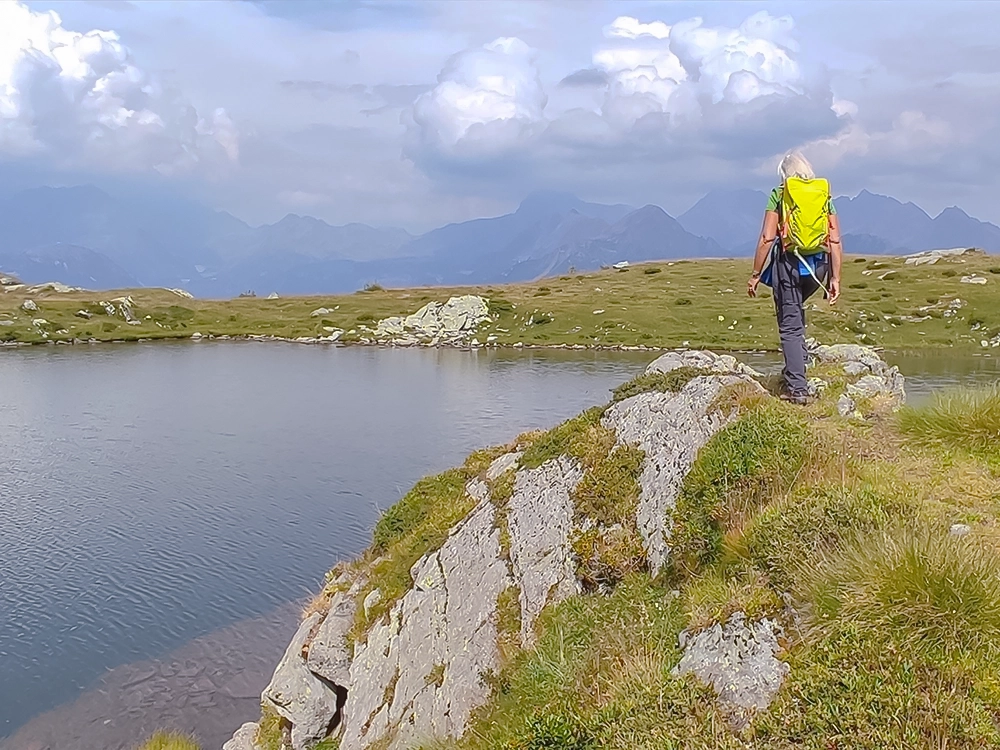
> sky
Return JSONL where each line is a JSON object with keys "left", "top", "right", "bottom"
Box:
{"left": 2, "top": 0, "right": 1000, "bottom": 233}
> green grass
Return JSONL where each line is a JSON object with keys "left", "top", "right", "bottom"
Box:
{"left": 898, "top": 385, "right": 1000, "bottom": 456}
{"left": 4, "top": 250, "right": 1000, "bottom": 350}
{"left": 136, "top": 733, "right": 200, "bottom": 750}
{"left": 796, "top": 522, "right": 1000, "bottom": 660}
{"left": 518, "top": 408, "right": 609, "bottom": 471}
{"left": 670, "top": 401, "right": 808, "bottom": 577}
{"left": 610, "top": 367, "right": 707, "bottom": 403}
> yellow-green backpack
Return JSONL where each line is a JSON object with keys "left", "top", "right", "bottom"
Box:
{"left": 780, "top": 177, "right": 831, "bottom": 254}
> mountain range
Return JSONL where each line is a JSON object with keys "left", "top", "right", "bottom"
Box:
{"left": 0, "top": 185, "right": 997, "bottom": 296}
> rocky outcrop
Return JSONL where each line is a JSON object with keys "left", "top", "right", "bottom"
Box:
{"left": 604, "top": 353, "right": 764, "bottom": 573}
{"left": 808, "top": 341, "right": 906, "bottom": 409}
{"left": 373, "top": 295, "right": 490, "bottom": 346}
{"left": 237, "top": 346, "right": 904, "bottom": 750}
{"left": 674, "top": 612, "right": 789, "bottom": 730}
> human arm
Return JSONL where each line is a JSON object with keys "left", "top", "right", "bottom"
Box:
{"left": 748, "top": 210, "right": 779, "bottom": 297}
{"left": 827, "top": 213, "right": 842, "bottom": 303}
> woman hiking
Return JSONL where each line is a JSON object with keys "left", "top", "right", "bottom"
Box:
{"left": 747, "top": 151, "right": 843, "bottom": 405}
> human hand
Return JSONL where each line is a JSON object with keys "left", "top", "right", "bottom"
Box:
{"left": 747, "top": 276, "right": 760, "bottom": 298}
{"left": 828, "top": 278, "right": 840, "bottom": 304}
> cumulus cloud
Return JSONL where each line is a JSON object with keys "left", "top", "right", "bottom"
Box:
{"left": 594, "top": 11, "right": 807, "bottom": 126}
{"left": 0, "top": 0, "right": 237, "bottom": 174}
{"left": 408, "top": 36, "right": 546, "bottom": 159}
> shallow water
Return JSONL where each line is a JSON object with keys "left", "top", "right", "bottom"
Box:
{"left": 1, "top": 342, "right": 998, "bottom": 746}
{"left": 0, "top": 343, "right": 651, "bottom": 740}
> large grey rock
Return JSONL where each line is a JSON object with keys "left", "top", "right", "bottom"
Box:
{"left": 603, "top": 374, "right": 762, "bottom": 573}
{"left": 374, "top": 295, "right": 490, "bottom": 344}
{"left": 20, "top": 299, "right": 38, "bottom": 312}
{"left": 647, "top": 350, "right": 761, "bottom": 378}
{"left": 223, "top": 722, "right": 260, "bottom": 750}
{"left": 262, "top": 613, "right": 342, "bottom": 750}
{"left": 306, "top": 591, "right": 357, "bottom": 686}
{"left": 674, "top": 612, "right": 789, "bottom": 730}
{"left": 340, "top": 496, "right": 510, "bottom": 750}
{"left": 904, "top": 247, "right": 975, "bottom": 265}
{"left": 810, "top": 342, "right": 906, "bottom": 407}
{"left": 506, "top": 456, "right": 583, "bottom": 645}
{"left": 486, "top": 451, "right": 522, "bottom": 481}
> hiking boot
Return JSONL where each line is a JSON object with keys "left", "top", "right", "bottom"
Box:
{"left": 779, "top": 392, "right": 810, "bottom": 406}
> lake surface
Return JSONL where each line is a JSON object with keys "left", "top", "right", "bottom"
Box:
{"left": 0, "top": 343, "right": 652, "bottom": 741}
{"left": 1, "top": 342, "right": 998, "bottom": 746}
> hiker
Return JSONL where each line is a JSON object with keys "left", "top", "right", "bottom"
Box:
{"left": 747, "top": 152, "right": 842, "bottom": 404}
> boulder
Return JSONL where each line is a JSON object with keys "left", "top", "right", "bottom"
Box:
{"left": 903, "top": 247, "right": 976, "bottom": 265}
{"left": 674, "top": 612, "right": 789, "bottom": 730}
{"left": 372, "top": 296, "right": 490, "bottom": 345}
{"left": 20, "top": 299, "right": 38, "bottom": 312}
{"left": 262, "top": 613, "right": 342, "bottom": 750}
{"left": 75, "top": 310, "right": 93, "bottom": 319}
{"left": 507, "top": 457, "right": 582, "bottom": 645}
{"left": 340, "top": 496, "right": 510, "bottom": 750}
{"left": 647, "top": 350, "right": 762, "bottom": 378}
{"left": 223, "top": 722, "right": 260, "bottom": 750}
{"left": 310, "top": 308, "right": 332, "bottom": 317}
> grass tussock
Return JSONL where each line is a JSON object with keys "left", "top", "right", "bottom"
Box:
{"left": 898, "top": 385, "right": 1000, "bottom": 456}
{"left": 610, "top": 367, "right": 707, "bottom": 403}
{"left": 796, "top": 522, "right": 1000, "bottom": 660}
{"left": 351, "top": 450, "right": 507, "bottom": 643}
{"left": 518, "top": 408, "right": 609, "bottom": 471}
{"left": 670, "top": 401, "right": 808, "bottom": 577}
{"left": 136, "top": 733, "right": 200, "bottom": 750}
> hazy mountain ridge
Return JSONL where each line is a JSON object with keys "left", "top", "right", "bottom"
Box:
{"left": 0, "top": 185, "right": 997, "bottom": 296}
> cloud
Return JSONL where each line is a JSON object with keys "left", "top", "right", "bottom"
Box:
{"left": 594, "top": 11, "right": 807, "bottom": 126}
{"left": 0, "top": 0, "right": 237, "bottom": 174}
{"left": 408, "top": 36, "right": 547, "bottom": 159}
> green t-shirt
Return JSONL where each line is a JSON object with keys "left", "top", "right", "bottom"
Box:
{"left": 767, "top": 186, "right": 837, "bottom": 215}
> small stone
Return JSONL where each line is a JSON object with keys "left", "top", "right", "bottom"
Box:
{"left": 75, "top": 310, "right": 93, "bottom": 319}
{"left": 266, "top": 292, "right": 280, "bottom": 299}
{"left": 837, "top": 393, "right": 858, "bottom": 418}
{"left": 363, "top": 588, "right": 381, "bottom": 618}
{"left": 310, "top": 307, "right": 332, "bottom": 317}
{"left": 32, "top": 318, "right": 49, "bottom": 327}
{"left": 191, "top": 332, "right": 203, "bottom": 340}
{"left": 949, "top": 523, "right": 972, "bottom": 537}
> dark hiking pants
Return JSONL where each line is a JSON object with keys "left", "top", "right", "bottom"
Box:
{"left": 773, "top": 250, "right": 828, "bottom": 397}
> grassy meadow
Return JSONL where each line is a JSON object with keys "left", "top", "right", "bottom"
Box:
{"left": 3, "top": 251, "right": 1000, "bottom": 351}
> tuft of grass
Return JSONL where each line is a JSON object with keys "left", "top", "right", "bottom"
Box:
{"left": 796, "top": 522, "right": 1000, "bottom": 659}
{"left": 362, "top": 282, "right": 385, "bottom": 292}
{"left": 519, "top": 408, "right": 607, "bottom": 470}
{"left": 898, "top": 386, "right": 1000, "bottom": 457}
{"left": 372, "top": 470, "right": 468, "bottom": 553}
{"left": 496, "top": 585, "right": 522, "bottom": 663}
{"left": 136, "top": 733, "right": 200, "bottom": 750}
{"left": 670, "top": 401, "right": 808, "bottom": 577}
{"left": 683, "top": 562, "right": 782, "bottom": 631}
{"left": 744, "top": 483, "right": 913, "bottom": 589}
{"left": 255, "top": 704, "right": 287, "bottom": 750}
{"left": 610, "top": 367, "right": 707, "bottom": 403}
{"left": 572, "top": 445, "right": 644, "bottom": 525}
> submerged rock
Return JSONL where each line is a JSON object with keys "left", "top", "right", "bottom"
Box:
{"left": 674, "top": 612, "right": 789, "bottom": 730}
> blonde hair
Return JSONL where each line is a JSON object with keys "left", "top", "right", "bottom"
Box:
{"left": 778, "top": 151, "right": 815, "bottom": 181}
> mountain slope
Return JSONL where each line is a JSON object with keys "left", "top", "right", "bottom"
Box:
{"left": 0, "top": 244, "right": 138, "bottom": 289}
{"left": 678, "top": 188, "right": 769, "bottom": 254}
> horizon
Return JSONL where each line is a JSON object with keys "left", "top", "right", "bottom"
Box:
{"left": 5, "top": 182, "right": 990, "bottom": 235}
{"left": 3, "top": 0, "right": 1000, "bottom": 235}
